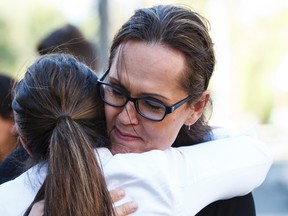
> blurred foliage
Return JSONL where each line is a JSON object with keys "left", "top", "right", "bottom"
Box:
{"left": 0, "top": 0, "right": 65, "bottom": 78}
{"left": 0, "top": 16, "right": 18, "bottom": 74}
{"left": 232, "top": 8, "right": 288, "bottom": 123}
{"left": 0, "top": 0, "right": 96, "bottom": 79}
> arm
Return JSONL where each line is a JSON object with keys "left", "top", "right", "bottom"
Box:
{"left": 168, "top": 134, "right": 272, "bottom": 215}
{"left": 194, "top": 128, "right": 258, "bottom": 216}
{"left": 0, "top": 163, "right": 138, "bottom": 216}
{"left": 0, "top": 134, "right": 272, "bottom": 215}
{"left": 101, "top": 134, "right": 272, "bottom": 215}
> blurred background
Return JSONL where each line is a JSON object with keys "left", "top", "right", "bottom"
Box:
{"left": 0, "top": 0, "right": 287, "bottom": 215}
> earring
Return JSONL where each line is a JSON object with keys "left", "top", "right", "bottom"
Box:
{"left": 187, "top": 124, "right": 191, "bottom": 131}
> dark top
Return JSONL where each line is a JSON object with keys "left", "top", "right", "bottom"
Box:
{"left": 0, "top": 146, "right": 29, "bottom": 185}
{"left": 196, "top": 193, "right": 256, "bottom": 216}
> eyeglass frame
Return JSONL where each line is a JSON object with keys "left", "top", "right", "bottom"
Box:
{"left": 97, "top": 68, "right": 193, "bottom": 122}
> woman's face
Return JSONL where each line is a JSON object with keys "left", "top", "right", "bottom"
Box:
{"left": 105, "top": 41, "right": 198, "bottom": 154}
{"left": 0, "top": 116, "right": 15, "bottom": 161}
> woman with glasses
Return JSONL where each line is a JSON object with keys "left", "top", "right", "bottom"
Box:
{"left": 98, "top": 4, "right": 265, "bottom": 216}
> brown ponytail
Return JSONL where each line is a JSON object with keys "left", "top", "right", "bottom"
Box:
{"left": 13, "top": 54, "right": 114, "bottom": 216}
{"left": 44, "top": 116, "right": 112, "bottom": 215}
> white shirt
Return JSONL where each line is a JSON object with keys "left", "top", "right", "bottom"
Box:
{"left": 0, "top": 131, "right": 273, "bottom": 216}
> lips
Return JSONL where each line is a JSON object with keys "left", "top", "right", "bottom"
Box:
{"left": 114, "top": 127, "right": 140, "bottom": 141}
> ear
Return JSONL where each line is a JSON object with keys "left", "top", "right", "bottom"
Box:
{"left": 185, "top": 91, "right": 210, "bottom": 126}
{"left": 14, "top": 122, "right": 32, "bottom": 156}
{"left": 19, "top": 136, "right": 32, "bottom": 156}
{"left": 10, "top": 124, "right": 17, "bottom": 136}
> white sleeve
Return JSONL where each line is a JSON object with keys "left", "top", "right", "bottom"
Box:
{"left": 166, "top": 134, "right": 273, "bottom": 215}
{"left": 101, "top": 134, "right": 272, "bottom": 215}
{"left": 0, "top": 165, "right": 46, "bottom": 216}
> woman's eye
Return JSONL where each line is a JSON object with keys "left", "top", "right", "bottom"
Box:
{"left": 111, "top": 88, "right": 123, "bottom": 96}
{"left": 143, "top": 100, "right": 164, "bottom": 112}
{"left": 106, "top": 85, "right": 124, "bottom": 97}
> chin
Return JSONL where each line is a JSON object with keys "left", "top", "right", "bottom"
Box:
{"left": 110, "top": 145, "right": 131, "bottom": 155}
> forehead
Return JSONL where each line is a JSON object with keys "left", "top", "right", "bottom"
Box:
{"left": 109, "top": 41, "right": 187, "bottom": 96}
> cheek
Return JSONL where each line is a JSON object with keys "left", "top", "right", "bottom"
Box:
{"left": 0, "top": 121, "right": 12, "bottom": 144}
{"left": 145, "top": 118, "right": 181, "bottom": 150}
{"left": 104, "top": 105, "right": 114, "bottom": 131}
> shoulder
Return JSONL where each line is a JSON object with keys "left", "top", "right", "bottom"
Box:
{"left": 210, "top": 127, "right": 236, "bottom": 140}
{"left": 0, "top": 164, "right": 46, "bottom": 215}
{"left": 210, "top": 126, "right": 259, "bottom": 140}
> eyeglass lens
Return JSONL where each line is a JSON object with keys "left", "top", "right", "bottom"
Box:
{"left": 100, "top": 84, "right": 166, "bottom": 120}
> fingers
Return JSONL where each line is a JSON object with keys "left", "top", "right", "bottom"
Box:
{"left": 110, "top": 188, "right": 138, "bottom": 215}
{"left": 110, "top": 188, "right": 126, "bottom": 202}
{"left": 29, "top": 200, "right": 44, "bottom": 216}
{"left": 115, "top": 201, "right": 138, "bottom": 216}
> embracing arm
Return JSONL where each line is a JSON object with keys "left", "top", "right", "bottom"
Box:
{"left": 100, "top": 133, "right": 272, "bottom": 215}
{"left": 169, "top": 134, "right": 273, "bottom": 214}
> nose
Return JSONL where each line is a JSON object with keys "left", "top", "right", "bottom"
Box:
{"left": 117, "top": 101, "right": 139, "bottom": 125}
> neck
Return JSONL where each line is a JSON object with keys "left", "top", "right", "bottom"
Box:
{"left": 0, "top": 139, "right": 17, "bottom": 163}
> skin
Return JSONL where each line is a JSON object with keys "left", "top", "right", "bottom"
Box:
{"left": 105, "top": 40, "right": 209, "bottom": 154}
{"left": 0, "top": 116, "right": 16, "bottom": 162}
{"left": 110, "top": 189, "right": 138, "bottom": 215}
{"left": 28, "top": 200, "right": 44, "bottom": 216}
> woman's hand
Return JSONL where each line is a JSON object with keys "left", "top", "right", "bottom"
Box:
{"left": 110, "top": 188, "right": 138, "bottom": 215}
{"left": 28, "top": 189, "right": 138, "bottom": 216}
{"left": 28, "top": 200, "right": 44, "bottom": 216}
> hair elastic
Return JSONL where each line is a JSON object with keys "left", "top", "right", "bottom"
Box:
{"left": 57, "top": 113, "right": 70, "bottom": 122}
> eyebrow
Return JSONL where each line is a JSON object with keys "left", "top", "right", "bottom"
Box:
{"left": 108, "top": 77, "right": 125, "bottom": 89}
{"left": 108, "top": 76, "right": 170, "bottom": 101}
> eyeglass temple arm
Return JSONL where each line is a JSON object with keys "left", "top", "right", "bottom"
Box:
{"left": 167, "top": 96, "right": 193, "bottom": 114}
{"left": 98, "top": 68, "right": 110, "bottom": 81}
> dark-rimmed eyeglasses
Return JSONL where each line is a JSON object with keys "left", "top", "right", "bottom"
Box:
{"left": 97, "top": 69, "right": 193, "bottom": 122}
